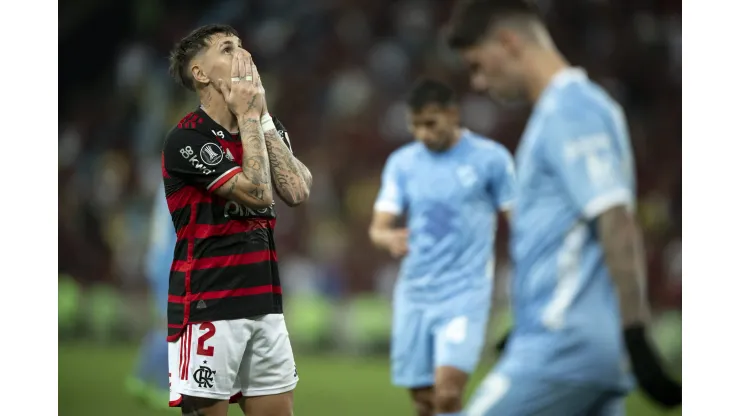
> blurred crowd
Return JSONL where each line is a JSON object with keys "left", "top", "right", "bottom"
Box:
{"left": 59, "top": 0, "right": 681, "bottom": 310}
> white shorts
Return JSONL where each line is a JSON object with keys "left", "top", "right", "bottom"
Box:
{"left": 168, "top": 314, "right": 298, "bottom": 406}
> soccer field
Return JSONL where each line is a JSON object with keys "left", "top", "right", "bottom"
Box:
{"left": 59, "top": 344, "right": 681, "bottom": 416}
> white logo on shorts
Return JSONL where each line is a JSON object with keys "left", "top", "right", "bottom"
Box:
{"left": 200, "top": 143, "right": 224, "bottom": 166}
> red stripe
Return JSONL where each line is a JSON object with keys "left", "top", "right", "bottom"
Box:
{"left": 167, "top": 186, "right": 211, "bottom": 213}
{"left": 172, "top": 249, "right": 277, "bottom": 272}
{"left": 177, "top": 218, "right": 275, "bottom": 240}
{"left": 208, "top": 167, "right": 242, "bottom": 192}
{"left": 168, "top": 323, "right": 182, "bottom": 329}
{"left": 179, "top": 328, "right": 185, "bottom": 380}
{"left": 185, "top": 325, "right": 192, "bottom": 381}
{"left": 168, "top": 285, "right": 282, "bottom": 304}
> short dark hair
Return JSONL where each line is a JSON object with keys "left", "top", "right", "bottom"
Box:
{"left": 169, "top": 24, "right": 239, "bottom": 91}
{"left": 447, "top": 0, "right": 541, "bottom": 49}
{"left": 406, "top": 79, "right": 457, "bottom": 111}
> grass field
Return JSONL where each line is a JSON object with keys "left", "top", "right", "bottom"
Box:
{"left": 59, "top": 344, "right": 681, "bottom": 416}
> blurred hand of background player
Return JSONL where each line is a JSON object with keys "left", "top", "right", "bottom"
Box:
{"left": 624, "top": 325, "right": 682, "bottom": 408}
{"left": 385, "top": 229, "right": 409, "bottom": 258}
{"left": 216, "top": 50, "right": 265, "bottom": 118}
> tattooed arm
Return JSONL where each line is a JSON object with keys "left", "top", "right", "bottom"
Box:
{"left": 597, "top": 206, "right": 649, "bottom": 327}
{"left": 263, "top": 128, "right": 312, "bottom": 206}
{"left": 213, "top": 116, "right": 273, "bottom": 208}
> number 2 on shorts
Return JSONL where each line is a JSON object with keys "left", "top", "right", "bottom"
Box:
{"left": 196, "top": 322, "right": 216, "bottom": 356}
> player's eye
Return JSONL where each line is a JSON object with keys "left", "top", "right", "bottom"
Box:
{"left": 223, "top": 46, "right": 233, "bottom": 54}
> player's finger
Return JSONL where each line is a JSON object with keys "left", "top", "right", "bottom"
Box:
{"left": 245, "top": 55, "right": 255, "bottom": 85}
{"left": 230, "top": 51, "right": 240, "bottom": 79}
{"left": 238, "top": 51, "right": 249, "bottom": 80}
{"left": 215, "top": 79, "right": 229, "bottom": 97}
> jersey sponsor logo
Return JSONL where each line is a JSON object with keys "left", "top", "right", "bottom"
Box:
{"left": 180, "top": 145, "right": 215, "bottom": 175}
{"left": 225, "top": 148, "right": 235, "bottom": 162}
{"left": 200, "top": 143, "right": 224, "bottom": 166}
{"left": 224, "top": 200, "right": 274, "bottom": 218}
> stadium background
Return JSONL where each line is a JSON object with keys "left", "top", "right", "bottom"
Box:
{"left": 58, "top": 0, "right": 682, "bottom": 415}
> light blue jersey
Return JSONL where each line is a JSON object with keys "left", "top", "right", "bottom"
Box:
{"left": 375, "top": 129, "right": 515, "bottom": 387}
{"left": 467, "top": 68, "right": 634, "bottom": 416}
{"left": 147, "top": 184, "right": 177, "bottom": 313}
{"left": 129, "top": 184, "right": 177, "bottom": 394}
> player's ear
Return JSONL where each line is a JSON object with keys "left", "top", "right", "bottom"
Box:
{"left": 191, "top": 62, "right": 210, "bottom": 86}
{"left": 497, "top": 28, "right": 524, "bottom": 58}
{"left": 446, "top": 106, "right": 461, "bottom": 125}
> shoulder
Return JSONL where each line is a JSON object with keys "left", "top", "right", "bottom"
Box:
{"left": 164, "top": 113, "right": 213, "bottom": 149}
{"left": 546, "top": 79, "right": 622, "bottom": 127}
{"left": 465, "top": 130, "right": 513, "bottom": 162}
{"left": 385, "top": 142, "right": 423, "bottom": 168}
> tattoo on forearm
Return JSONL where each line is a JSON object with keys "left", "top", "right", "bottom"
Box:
{"left": 263, "top": 129, "right": 312, "bottom": 204}
{"left": 226, "top": 174, "right": 238, "bottom": 195}
{"left": 239, "top": 118, "right": 272, "bottom": 201}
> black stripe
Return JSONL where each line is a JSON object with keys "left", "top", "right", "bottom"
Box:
{"left": 190, "top": 262, "right": 278, "bottom": 293}
{"left": 169, "top": 205, "right": 191, "bottom": 233}
{"left": 188, "top": 294, "right": 283, "bottom": 323}
{"left": 193, "top": 228, "right": 273, "bottom": 258}
{"left": 167, "top": 301, "right": 185, "bottom": 326}
{"left": 168, "top": 271, "right": 186, "bottom": 295}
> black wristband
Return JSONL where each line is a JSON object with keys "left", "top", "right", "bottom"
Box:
{"left": 623, "top": 324, "right": 681, "bottom": 408}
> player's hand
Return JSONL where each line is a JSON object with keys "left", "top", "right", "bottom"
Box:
{"left": 624, "top": 325, "right": 682, "bottom": 408}
{"left": 216, "top": 51, "right": 264, "bottom": 118}
{"left": 386, "top": 229, "right": 409, "bottom": 258}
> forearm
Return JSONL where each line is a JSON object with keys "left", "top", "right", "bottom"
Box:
{"left": 229, "top": 116, "right": 273, "bottom": 207}
{"left": 597, "top": 206, "right": 648, "bottom": 327}
{"left": 263, "top": 128, "right": 311, "bottom": 206}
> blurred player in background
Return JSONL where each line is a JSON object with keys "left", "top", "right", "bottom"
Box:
{"left": 164, "top": 24, "right": 312, "bottom": 416}
{"left": 369, "top": 79, "right": 515, "bottom": 416}
{"left": 126, "top": 183, "right": 176, "bottom": 409}
{"left": 447, "top": 1, "right": 681, "bottom": 414}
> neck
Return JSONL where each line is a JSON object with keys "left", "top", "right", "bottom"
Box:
{"left": 199, "top": 87, "right": 238, "bottom": 133}
{"left": 523, "top": 48, "right": 569, "bottom": 103}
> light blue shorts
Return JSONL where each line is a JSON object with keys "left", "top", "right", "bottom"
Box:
{"left": 391, "top": 299, "right": 490, "bottom": 388}
{"left": 466, "top": 370, "right": 625, "bottom": 416}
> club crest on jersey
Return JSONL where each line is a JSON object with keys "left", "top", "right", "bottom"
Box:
{"left": 200, "top": 143, "right": 224, "bottom": 166}
{"left": 456, "top": 165, "right": 478, "bottom": 188}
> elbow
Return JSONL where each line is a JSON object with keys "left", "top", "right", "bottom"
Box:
{"left": 283, "top": 185, "right": 311, "bottom": 207}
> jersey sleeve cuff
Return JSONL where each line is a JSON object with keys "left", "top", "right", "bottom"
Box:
{"left": 207, "top": 166, "right": 242, "bottom": 192}
{"left": 498, "top": 199, "right": 515, "bottom": 213}
{"left": 373, "top": 200, "right": 402, "bottom": 215}
{"left": 582, "top": 188, "right": 634, "bottom": 220}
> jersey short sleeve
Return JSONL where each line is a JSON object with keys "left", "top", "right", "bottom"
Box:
{"left": 163, "top": 128, "right": 242, "bottom": 192}
{"left": 544, "top": 112, "right": 634, "bottom": 220}
{"left": 374, "top": 151, "right": 407, "bottom": 215}
{"left": 489, "top": 145, "right": 517, "bottom": 212}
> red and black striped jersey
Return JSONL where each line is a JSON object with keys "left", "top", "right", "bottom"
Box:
{"left": 162, "top": 108, "right": 282, "bottom": 342}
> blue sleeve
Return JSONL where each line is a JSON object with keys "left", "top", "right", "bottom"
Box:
{"left": 544, "top": 112, "right": 634, "bottom": 220}
{"left": 373, "top": 152, "right": 407, "bottom": 215}
{"left": 146, "top": 185, "right": 176, "bottom": 282}
{"left": 489, "top": 145, "right": 517, "bottom": 212}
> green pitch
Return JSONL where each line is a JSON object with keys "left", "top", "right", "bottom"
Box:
{"left": 59, "top": 344, "right": 681, "bottom": 416}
